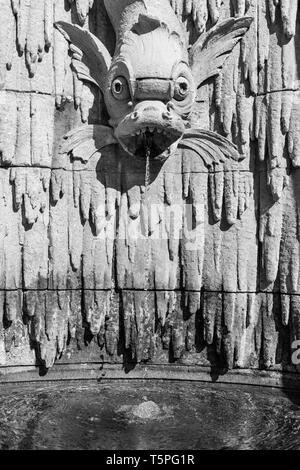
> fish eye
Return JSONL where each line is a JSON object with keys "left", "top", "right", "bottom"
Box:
{"left": 111, "top": 76, "right": 130, "bottom": 100}
{"left": 174, "top": 76, "right": 190, "bottom": 101}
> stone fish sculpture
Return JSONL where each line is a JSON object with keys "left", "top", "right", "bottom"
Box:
{"left": 1, "top": 0, "right": 300, "bottom": 374}
{"left": 56, "top": 0, "right": 252, "bottom": 166}
{"left": 50, "top": 0, "right": 253, "bottom": 365}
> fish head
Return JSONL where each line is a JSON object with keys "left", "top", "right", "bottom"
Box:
{"left": 104, "top": 18, "right": 195, "bottom": 159}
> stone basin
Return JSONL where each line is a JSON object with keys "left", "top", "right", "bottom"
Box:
{"left": 0, "top": 379, "right": 300, "bottom": 450}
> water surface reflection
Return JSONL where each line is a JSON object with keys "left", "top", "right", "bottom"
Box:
{"left": 0, "top": 380, "right": 299, "bottom": 450}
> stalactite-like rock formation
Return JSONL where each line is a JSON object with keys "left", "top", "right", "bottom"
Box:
{"left": 0, "top": 0, "right": 299, "bottom": 375}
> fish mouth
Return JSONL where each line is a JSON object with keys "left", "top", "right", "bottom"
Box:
{"left": 117, "top": 125, "right": 183, "bottom": 159}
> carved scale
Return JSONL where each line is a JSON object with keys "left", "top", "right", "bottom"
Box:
{"left": 0, "top": 0, "right": 299, "bottom": 372}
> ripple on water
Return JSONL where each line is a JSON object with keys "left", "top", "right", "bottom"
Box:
{"left": 0, "top": 380, "right": 300, "bottom": 450}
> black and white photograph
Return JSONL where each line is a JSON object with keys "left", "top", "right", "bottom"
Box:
{"left": 0, "top": 0, "right": 300, "bottom": 456}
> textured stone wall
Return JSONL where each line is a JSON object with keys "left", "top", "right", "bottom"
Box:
{"left": 0, "top": 0, "right": 300, "bottom": 376}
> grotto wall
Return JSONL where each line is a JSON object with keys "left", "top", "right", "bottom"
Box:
{"left": 0, "top": 0, "right": 300, "bottom": 379}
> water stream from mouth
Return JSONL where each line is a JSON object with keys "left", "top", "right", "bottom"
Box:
{"left": 145, "top": 146, "right": 151, "bottom": 192}
{"left": 144, "top": 145, "right": 151, "bottom": 320}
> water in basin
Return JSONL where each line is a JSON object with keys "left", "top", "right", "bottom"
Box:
{"left": 0, "top": 379, "right": 300, "bottom": 450}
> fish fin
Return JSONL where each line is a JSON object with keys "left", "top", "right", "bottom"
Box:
{"left": 59, "top": 125, "right": 117, "bottom": 162}
{"left": 190, "top": 17, "right": 253, "bottom": 89}
{"left": 179, "top": 128, "right": 242, "bottom": 168}
{"left": 54, "top": 21, "right": 112, "bottom": 91}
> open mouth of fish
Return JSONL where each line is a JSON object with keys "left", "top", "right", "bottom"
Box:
{"left": 118, "top": 126, "right": 182, "bottom": 158}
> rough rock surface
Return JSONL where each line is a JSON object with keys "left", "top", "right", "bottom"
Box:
{"left": 0, "top": 0, "right": 299, "bottom": 376}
